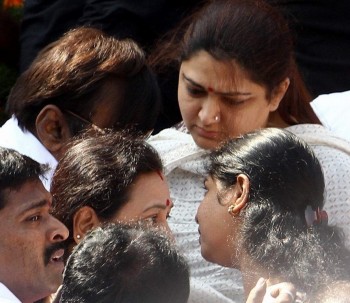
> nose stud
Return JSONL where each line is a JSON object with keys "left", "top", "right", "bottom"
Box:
{"left": 214, "top": 115, "right": 220, "bottom": 122}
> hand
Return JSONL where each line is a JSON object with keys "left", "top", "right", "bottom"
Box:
{"left": 246, "top": 278, "right": 297, "bottom": 303}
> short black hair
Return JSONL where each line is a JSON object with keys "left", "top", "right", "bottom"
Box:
{"left": 0, "top": 147, "right": 48, "bottom": 209}
{"left": 60, "top": 223, "right": 190, "bottom": 303}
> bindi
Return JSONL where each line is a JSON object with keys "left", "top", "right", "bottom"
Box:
{"left": 207, "top": 86, "right": 214, "bottom": 92}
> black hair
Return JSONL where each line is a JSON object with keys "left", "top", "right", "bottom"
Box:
{"left": 60, "top": 223, "right": 190, "bottom": 303}
{"left": 0, "top": 147, "right": 48, "bottom": 209}
{"left": 208, "top": 128, "right": 350, "bottom": 293}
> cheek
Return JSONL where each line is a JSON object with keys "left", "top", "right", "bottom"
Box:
{"left": 223, "top": 107, "right": 269, "bottom": 137}
{"left": 200, "top": 217, "right": 234, "bottom": 266}
{"left": 177, "top": 82, "right": 186, "bottom": 108}
{"left": 178, "top": 88, "right": 197, "bottom": 119}
{"left": 198, "top": 200, "right": 231, "bottom": 262}
{"left": 178, "top": 97, "right": 190, "bottom": 118}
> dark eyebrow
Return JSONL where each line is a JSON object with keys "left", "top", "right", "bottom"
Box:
{"left": 20, "top": 199, "right": 49, "bottom": 214}
{"left": 183, "top": 73, "right": 204, "bottom": 89}
{"left": 182, "top": 73, "right": 252, "bottom": 97}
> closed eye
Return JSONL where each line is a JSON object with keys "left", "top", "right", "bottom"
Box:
{"left": 187, "top": 86, "right": 206, "bottom": 97}
{"left": 221, "top": 96, "right": 248, "bottom": 106}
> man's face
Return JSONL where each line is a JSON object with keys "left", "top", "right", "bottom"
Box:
{"left": 0, "top": 179, "right": 69, "bottom": 303}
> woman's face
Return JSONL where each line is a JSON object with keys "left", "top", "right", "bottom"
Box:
{"left": 196, "top": 176, "right": 239, "bottom": 268}
{"left": 178, "top": 51, "right": 280, "bottom": 150}
{"left": 112, "top": 171, "right": 173, "bottom": 234}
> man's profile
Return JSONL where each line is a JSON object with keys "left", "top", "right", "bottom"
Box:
{"left": 0, "top": 147, "right": 69, "bottom": 303}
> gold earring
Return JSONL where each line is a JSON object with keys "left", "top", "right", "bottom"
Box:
{"left": 228, "top": 204, "right": 240, "bottom": 217}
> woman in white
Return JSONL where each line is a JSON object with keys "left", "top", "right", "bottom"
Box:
{"left": 149, "top": 0, "right": 350, "bottom": 302}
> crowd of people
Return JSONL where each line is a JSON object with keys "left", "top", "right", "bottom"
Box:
{"left": 0, "top": 0, "right": 350, "bottom": 302}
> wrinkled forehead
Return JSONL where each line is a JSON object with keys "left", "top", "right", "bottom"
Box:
{"left": 181, "top": 51, "right": 265, "bottom": 93}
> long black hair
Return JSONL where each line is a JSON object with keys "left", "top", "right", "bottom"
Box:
{"left": 208, "top": 128, "right": 350, "bottom": 293}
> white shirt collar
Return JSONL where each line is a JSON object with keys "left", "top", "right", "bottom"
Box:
{"left": 0, "top": 116, "right": 58, "bottom": 190}
{"left": 0, "top": 283, "right": 22, "bottom": 303}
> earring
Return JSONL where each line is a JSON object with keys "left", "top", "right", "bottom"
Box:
{"left": 76, "top": 234, "right": 81, "bottom": 239}
{"left": 228, "top": 204, "right": 240, "bottom": 217}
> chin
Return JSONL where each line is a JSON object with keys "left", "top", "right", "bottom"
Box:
{"left": 201, "top": 247, "right": 220, "bottom": 265}
{"left": 201, "top": 246, "right": 235, "bottom": 268}
{"left": 192, "top": 136, "right": 218, "bottom": 150}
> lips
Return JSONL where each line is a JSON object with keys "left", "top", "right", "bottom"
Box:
{"left": 45, "top": 242, "right": 67, "bottom": 266}
{"left": 195, "top": 126, "right": 220, "bottom": 139}
{"left": 50, "top": 248, "right": 65, "bottom": 263}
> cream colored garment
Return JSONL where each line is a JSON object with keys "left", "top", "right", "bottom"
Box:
{"left": 150, "top": 124, "right": 350, "bottom": 302}
{"left": 311, "top": 90, "right": 350, "bottom": 142}
{"left": 0, "top": 117, "right": 57, "bottom": 190}
{"left": 149, "top": 129, "right": 243, "bottom": 303}
{"left": 287, "top": 124, "right": 350, "bottom": 246}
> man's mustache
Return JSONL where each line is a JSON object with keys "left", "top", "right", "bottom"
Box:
{"left": 44, "top": 241, "right": 66, "bottom": 265}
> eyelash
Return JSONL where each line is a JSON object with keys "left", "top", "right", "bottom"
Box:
{"left": 222, "top": 97, "right": 246, "bottom": 106}
{"left": 27, "top": 215, "right": 41, "bottom": 222}
{"left": 187, "top": 86, "right": 247, "bottom": 106}
{"left": 186, "top": 86, "right": 205, "bottom": 97}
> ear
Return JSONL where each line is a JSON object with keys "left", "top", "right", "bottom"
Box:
{"left": 228, "top": 174, "right": 250, "bottom": 215}
{"left": 268, "top": 78, "right": 290, "bottom": 112}
{"left": 35, "top": 105, "right": 72, "bottom": 160}
{"left": 72, "top": 206, "right": 100, "bottom": 244}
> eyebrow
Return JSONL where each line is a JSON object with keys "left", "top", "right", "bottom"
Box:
{"left": 20, "top": 199, "right": 50, "bottom": 214}
{"left": 182, "top": 73, "right": 252, "bottom": 97}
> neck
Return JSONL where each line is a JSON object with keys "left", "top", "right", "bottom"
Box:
{"left": 239, "top": 255, "right": 278, "bottom": 299}
{"left": 267, "top": 111, "right": 291, "bottom": 128}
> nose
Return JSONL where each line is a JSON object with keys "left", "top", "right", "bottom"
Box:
{"left": 198, "top": 98, "right": 220, "bottom": 126}
{"left": 48, "top": 215, "right": 69, "bottom": 242}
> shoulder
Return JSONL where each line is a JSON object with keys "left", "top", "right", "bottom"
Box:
{"left": 311, "top": 91, "right": 350, "bottom": 142}
{"left": 286, "top": 124, "right": 350, "bottom": 155}
{"left": 148, "top": 128, "right": 207, "bottom": 175}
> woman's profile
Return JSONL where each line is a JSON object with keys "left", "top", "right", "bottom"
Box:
{"left": 197, "top": 128, "right": 350, "bottom": 301}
